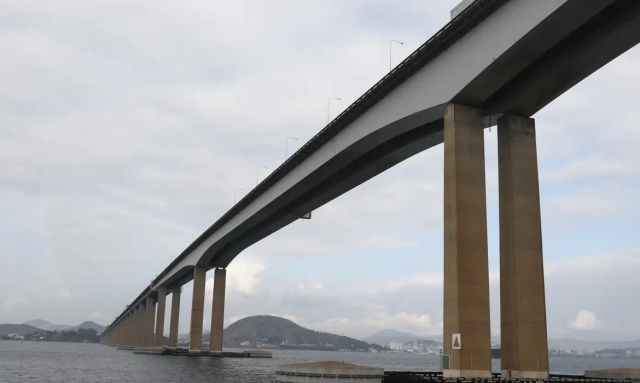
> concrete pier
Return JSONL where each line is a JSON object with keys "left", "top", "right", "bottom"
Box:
{"left": 144, "top": 296, "right": 156, "bottom": 347}
{"left": 135, "top": 304, "right": 144, "bottom": 347}
{"left": 498, "top": 115, "right": 548, "bottom": 379}
{"left": 168, "top": 287, "right": 181, "bottom": 348}
{"left": 209, "top": 268, "right": 226, "bottom": 353}
{"left": 154, "top": 287, "right": 167, "bottom": 347}
{"left": 442, "top": 104, "right": 492, "bottom": 378}
{"left": 131, "top": 347, "right": 272, "bottom": 358}
{"left": 189, "top": 266, "right": 206, "bottom": 351}
{"left": 276, "top": 361, "right": 383, "bottom": 383}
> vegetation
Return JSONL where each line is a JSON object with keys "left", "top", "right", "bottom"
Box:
{"left": 0, "top": 324, "right": 42, "bottom": 336}
{"left": 222, "top": 315, "right": 385, "bottom": 351}
{"left": 23, "top": 328, "right": 100, "bottom": 343}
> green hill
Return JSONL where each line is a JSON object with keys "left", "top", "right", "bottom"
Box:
{"left": 70, "top": 321, "right": 105, "bottom": 334}
{"left": 222, "top": 315, "right": 383, "bottom": 351}
{"left": 0, "top": 324, "right": 42, "bottom": 336}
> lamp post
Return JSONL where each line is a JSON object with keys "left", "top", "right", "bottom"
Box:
{"left": 256, "top": 167, "right": 267, "bottom": 187}
{"left": 327, "top": 97, "right": 341, "bottom": 124}
{"left": 234, "top": 188, "right": 243, "bottom": 205}
{"left": 285, "top": 137, "right": 298, "bottom": 160}
{"left": 390, "top": 39, "right": 404, "bottom": 71}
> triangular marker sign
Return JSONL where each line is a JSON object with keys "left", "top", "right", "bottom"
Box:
{"left": 452, "top": 333, "right": 461, "bottom": 349}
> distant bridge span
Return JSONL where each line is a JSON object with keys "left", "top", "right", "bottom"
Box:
{"left": 101, "top": 0, "right": 640, "bottom": 377}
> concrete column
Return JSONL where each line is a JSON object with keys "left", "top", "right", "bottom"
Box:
{"left": 443, "top": 103, "right": 492, "bottom": 378}
{"left": 189, "top": 266, "right": 206, "bottom": 351}
{"left": 209, "top": 268, "right": 226, "bottom": 352}
{"left": 154, "top": 287, "right": 167, "bottom": 347}
{"left": 144, "top": 296, "right": 156, "bottom": 347}
{"left": 116, "top": 323, "right": 122, "bottom": 345}
{"left": 129, "top": 312, "right": 135, "bottom": 346}
{"left": 498, "top": 115, "right": 549, "bottom": 379}
{"left": 126, "top": 312, "right": 134, "bottom": 346}
{"left": 137, "top": 303, "right": 146, "bottom": 347}
{"left": 119, "top": 318, "right": 124, "bottom": 345}
{"left": 139, "top": 305, "right": 146, "bottom": 347}
{"left": 168, "top": 288, "right": 181, "bottom": 348}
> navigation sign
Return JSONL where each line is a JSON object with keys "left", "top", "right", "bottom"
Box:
{"left": 452, "top": 333, "right": 461, "bottom": 349}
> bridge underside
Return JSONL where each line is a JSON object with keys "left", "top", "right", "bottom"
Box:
{"left": 103, "top": 0, "right": 640, "bottom": 378}
{"left": 203, "top": 0, "right": 640, "bottom": 271}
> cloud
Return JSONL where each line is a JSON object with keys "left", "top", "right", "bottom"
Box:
{"left": 90, "top": 311, "right": 104, "bottom": 320}
{"left": 302, "top": 311, "right": 442, "bottom": 339}
{"left": 216, "top": 250, "right": 640, "bottom": 340}
{"left": 569, "top": 311, "right": 602, "bottom": 331}
{"left": 205, "top": 256, "right": 266, "bottom": 298}
{"left": 0, "top": 298, "right": 26, "bottom": 314}
{"left": 0, "top": 0, "right": 639, "bottom": 344}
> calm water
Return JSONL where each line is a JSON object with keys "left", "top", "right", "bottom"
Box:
{"left": 2, "top": 341, "right": 640, "bottom": 383}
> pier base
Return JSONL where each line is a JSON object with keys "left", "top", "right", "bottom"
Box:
{"left": 126, "top": 347, "right": 271, "bottom": 358}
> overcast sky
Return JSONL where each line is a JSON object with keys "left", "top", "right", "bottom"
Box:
{"left": 1, "top": 0, "right": 639, "bottom": 343}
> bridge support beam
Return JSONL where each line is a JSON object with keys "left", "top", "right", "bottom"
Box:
{"left": 168, "top": 288, "right": 181, "bottom": 348}
{"left": 154, "top": 288, "right": 167, "bottom": 347}
{"left": 126, "top": 312, "right": 135, "bottom": 346}
{"left": 189, "top": 266, "right": 206, "bottom": 351}
{"left": 117, "top": 322, "right": 123, "bottom": 345}
{"left": 144, "top": 296, "right": 156, "bottom": 347}
{"left": 209, "top": 268, "right": 226, "bottom": 352}
{"left": 498, "top": 115, "right": 549, "bottom": 379}
{"left": 136, "top": 304, "right": 145, "bottom": 347}
{"left": 442, "top": 104, "right": 492, "bottom": 378}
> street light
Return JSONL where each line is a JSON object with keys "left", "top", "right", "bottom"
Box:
{"left": 390, "top": 39, "right": 404, "bottom": 71}
{"left": 216, "top": 205, "right": 225, "bottom": 220}
{"left": 234, "top": 188, "right": 243, "bottom": 205}
{"left": 285, "top": 137, "right": 298, "bottom": 160}
{"left": 256, "top": 167, "right": 267, "bottom": 187}
{"left": 327, "top": 97, "right": 341, "bottom": 124}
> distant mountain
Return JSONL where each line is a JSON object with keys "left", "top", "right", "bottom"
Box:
{"left": 363, "top": 329, "right": 424, "bottom": 345}
{"left": 222, "top": 315, "right": 383, "bottom": 351}
{"left": 23, "top": 319, "right": 71, "bottom": 332}
{"left": 23, "top": 319, "right": 52, "bottom": 329}
{"left": 69, "top": 321, "right": 105, "bottom": 334}
{"left": 0, "top": 324, "right": 42, "bottom": 336}
{"left": 20, "top": 320, "right": 104, "bottom": 334}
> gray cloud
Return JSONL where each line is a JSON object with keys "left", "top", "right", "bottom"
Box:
{"left": 0, "top": 0, "right": 639, "bottom": 344}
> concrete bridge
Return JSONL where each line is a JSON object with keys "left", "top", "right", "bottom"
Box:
{"left": 100, "top": 0, "right": 640, "bottom": 378}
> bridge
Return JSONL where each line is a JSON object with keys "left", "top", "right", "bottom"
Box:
{"left": 99, "top": 0, "right": 640, "bottom": 378}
